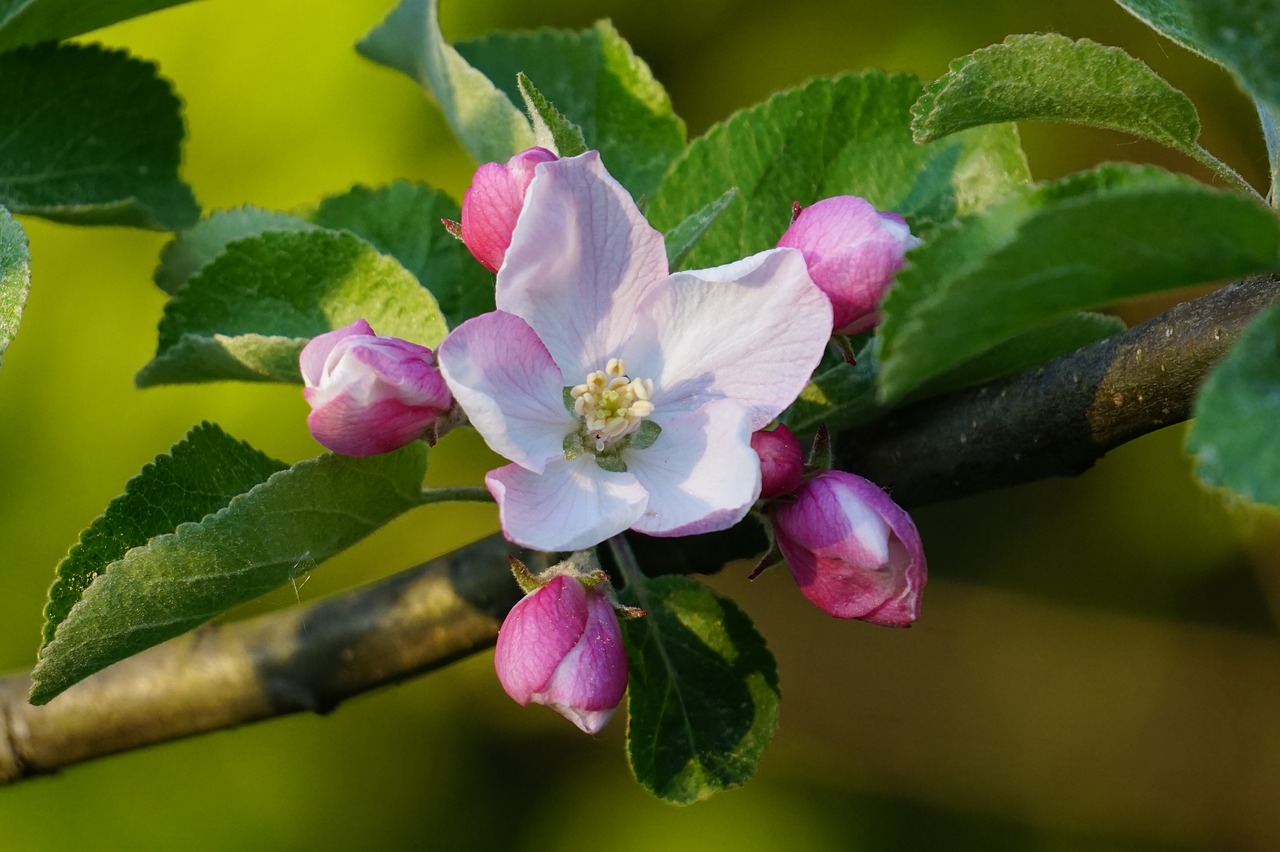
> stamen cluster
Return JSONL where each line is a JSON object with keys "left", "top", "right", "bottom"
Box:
{"left": 570, "top": 358, "right": 654, "bottom": 451}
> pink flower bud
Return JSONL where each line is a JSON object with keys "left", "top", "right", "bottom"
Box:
{"left": 777, "top": 196, "right": 920, "bottom": 335}
{"left": 772, "top": 470, "right": 926, "bottom": 626}
{"left": 750, "top": 424, "right": 804, "bottom": 499}
{"left": 460, "top": 146, "right": 559, "bottom": 272}
{"left": 300, "top": 319, "right": 453, "bottom": 456}
{"left": 494, "top": 574, "right": 628, "bottom": 734}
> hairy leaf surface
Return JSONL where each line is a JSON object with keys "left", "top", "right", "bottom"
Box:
{"left": 647, "top": 72, "right": 1030, "bottom": 270}
{"left": 358, "top": 0, "right": 533, "bottom": 164}
{"left": 0, "top": 43, "right": 197, "bottom": 229}
{"left": 456, "top": 22, "right": 686, "bottom": 198}
{"left": 0, "top": 207, "right": 30, "bottom": 373}
{"left": 138, "top": 229, "right": 446, "bottom": 386}
{"left": 31, "top": 437, "right": 429, "bottom": 704}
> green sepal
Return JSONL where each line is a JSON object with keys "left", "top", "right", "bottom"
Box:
{"left": 563, "top": 431, "right": 586, "bottom": 460}
{"left": 508, "top": 556, "right": 540, "bottom": 595}
{"left": 518, "top": 72, "right": 588, "bottom": 157}
{"left": 629, "top": 420, "right": 662, "bottom": 450}
{"left": 595, "top": 454, "right": 628, "bottom": 473}
{"left": 663, "top": 188, "right": 738, "bottom": 271}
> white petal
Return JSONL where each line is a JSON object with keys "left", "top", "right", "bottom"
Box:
{"left": 487, "top": 456, "right": 649, "bottom": 551}
{"left": 626, "top": 399, "right": 760, "bottom": 537}
{"left": 437, "top": 311, "right": 576, "bottom": 474}
{"left": 497, "top": 151, "right": 669, "bottom": 380}
{"left": 621, "top": 248, "right": 832, "bottom": 429}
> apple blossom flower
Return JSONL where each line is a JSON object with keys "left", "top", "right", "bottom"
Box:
{"left": 771, "top": 470, "right": 926, "bottom": 626}
{"left": 438, "top": 152, "right": 832, "bottom": 552}
{"left": 777, "top": 196, "right": 920, "bottom": 335}
{"left": 751, "top": 424, "right": 804, "bottom": 499}
{"left": 460, "top": 146, "right": 559, "bottom": 272}
{"left": 494, "top": 573, "right": 628, "bottom": 734}
{"left": 300, "top": 319, "right": 453, "bottom": 456}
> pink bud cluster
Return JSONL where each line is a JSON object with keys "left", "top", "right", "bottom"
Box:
{"left": 309, "top": 147, "right": 930, "bottom": 732}
{"left": 750, "top": 425, "right": 927, "bottom": 626}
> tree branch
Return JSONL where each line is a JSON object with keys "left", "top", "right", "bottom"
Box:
{"left": 838, "top": 274, "right": 1280, "bottom": 506}
{"left": 0, "top": 537, "right": 537, "bottom": 784}
{"left": 2, "top": 275, "right": 1276, "bottom": 785}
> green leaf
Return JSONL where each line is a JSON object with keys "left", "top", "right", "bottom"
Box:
{"left": 1117, "top": 0, "right": 1280, "bottom": 112}
{"left": 0, "top": 0, "right": 198, "bottom": 52}
{"left": 0, "top": 43, "right": 197, "bottom": 230}
{"left": 646, "top": 72, "right": 1030, "bottom": 271}
{"left": 784, "top": 341, "right": 881, "bottom": 436}
{"left": 357, "top": 0, "right": 534, "bottom": 165}
{"left": 517, "top": 73, "right": 588, "bottom": 157}
{"left": 912, "top": 311, "right": 1128, "bottom": 399}
{"left": 154, "top": 206, "right": 316, "bottom": 295}
{"left": 0, "top": 206, "right": 31, "bottom": 373}
{"left": 41, "top": 422, "right": 287, "bottom": 646}
{"left": 877, "top": 164, "right": 1280, "bottom": 400}
{"left": 456, "top": 21, "right": 687, "bottom": 198}
{"left": 1188, "top": 299, "right": 1280, "bottom": 505}
{"left": 663, "top": 188, "right": 737, "bottom": 270}
{"left": 910, "top": 34, "right": 1245, "bottom": 188}
{"left": 30, "top": 439, "right": 429, "bottom": 704}
{"left": 619, "top": 575, "right": 780, "bottom": 804}
{"left": 309, "top": 181, "right": 494, "bottom": 328}
{"left": 137, "top": 229, "right": 447, "bottom": 386}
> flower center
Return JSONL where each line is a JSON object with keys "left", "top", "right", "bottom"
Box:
{"left": 562, "top": 359, "right": 662, "bottom": 473}
{"left": 569, "top": 358, "right": 655, "bottom": 452}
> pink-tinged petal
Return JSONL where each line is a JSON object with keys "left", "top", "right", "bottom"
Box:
{"left": 497, "top": 151, "right": 669, "bottom": 379}
{"left": 438, "top": 311, "right": 576, "bottom": 474}
{"left": 486, "top": 456, "right": 649, "bottom": 552}
{"left": 751, "top": 423, "right": 804, "bottom": 499}
{"left": 505, "top": 146, "right": 557, "bottom": 193}
{"left": 306, "top": 395, "right": 435, "bottom": 456}
{"left": 301, "top": 327, "right": 451, "bottom": 456}
{"left": 494, "top": 575, "right": 588, "bottom": 704}
{"left": 299, "top": 319, "right": 374, "bottom": 387}
{"left": 533, "top": 588, "right": 628, "bottom": 734}
{"left": 627, "top": 399, "right": 760, "bottom": 537}
{"left": 459, "top": 149, "right": 558, "bottom": 273}
{"left": 778, "top": 197, "right": 919, "bottom": 334}
{"left": 773, "top": 471, "right": 926, "bottom": 626}
{"left": 622, "top": 248, "right": 831, "bottom": 430}
{"left": 809, "top": 234, "right": 911, "bottom": 334}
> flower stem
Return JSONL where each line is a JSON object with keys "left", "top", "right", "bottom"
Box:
{"left": 419, "top": 486, "right": 494, "bottom": 505}
{"left": 607, "top": 534, "right": 645, "bottom": 589}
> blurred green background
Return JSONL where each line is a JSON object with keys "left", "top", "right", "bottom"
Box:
{"left": 2, "top": 1, "right": 1280, "bottom": 849}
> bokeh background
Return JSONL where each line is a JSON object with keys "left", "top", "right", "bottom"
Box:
{"left": 2, "top": 1, "right": 1279, "bottom": 849}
